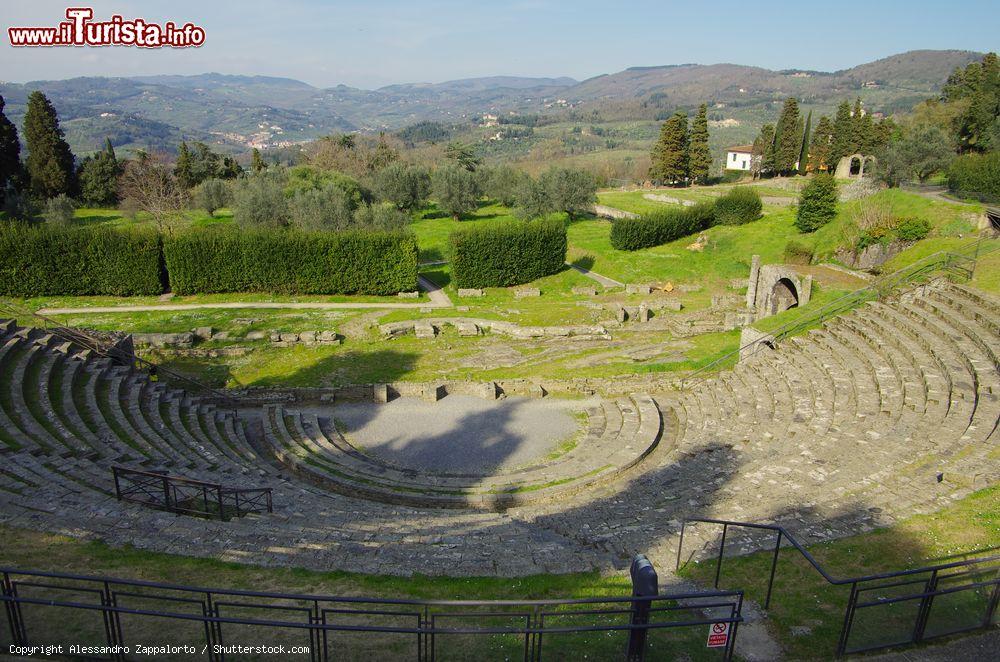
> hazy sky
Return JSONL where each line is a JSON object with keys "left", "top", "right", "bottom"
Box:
{"left": 3, "top": 0, "right": 997, "bottom": 88}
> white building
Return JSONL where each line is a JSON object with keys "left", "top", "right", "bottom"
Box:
{"left": 725, "top": 145, "right": 754, "bottom": 171}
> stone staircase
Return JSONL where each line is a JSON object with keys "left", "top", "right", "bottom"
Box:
{"left": 261, "top": 394, "right": 663, "bottom": 510}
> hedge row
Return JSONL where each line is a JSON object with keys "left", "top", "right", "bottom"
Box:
{"left": 713, "top": 186, "right": 762, "bottom": 225}
{"left": 0, "top": 224, "right": 163, "bottom": 296}
{"left": 163, "top": 228, "right": 418, "bottom": 295}
{"left": 450, "top": 218, "right": 566, "bottom": 288}
{"left": 947, "top": 152, "right": 1000, "bottom": 202}
{"left": 609, "top": 201, "right": 715, "bottom": 251}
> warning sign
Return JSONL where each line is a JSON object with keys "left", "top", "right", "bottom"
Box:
{"left": 706, "top": 621, "right": 730, "bottom": 648}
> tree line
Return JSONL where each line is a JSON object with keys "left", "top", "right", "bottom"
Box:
{"left": 0, "top": 91, "right": 599, "bottom": 231}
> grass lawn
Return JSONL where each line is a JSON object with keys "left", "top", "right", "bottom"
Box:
{"left": 679, "top": 485, "right": 1000, "bottom": 660}
{"left": 73, "top": 206, "right": 235, "bottom": 228}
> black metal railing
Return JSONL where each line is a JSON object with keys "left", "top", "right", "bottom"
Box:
{"left": 112, "top": 466, "right": 272, "bottom": 521}
{"left": 1, "top": 561, "right": 743, "bottom": 661}
{"left": 676, "top": 517, "right": 1000, "bottom": 656}
{"left": 681, "top": 236, "right": 999, "bottom": 389}
{"left": 0, "top": 299, "right": 241, "bottom": 408}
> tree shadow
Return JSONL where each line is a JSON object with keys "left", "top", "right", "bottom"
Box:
{"left": 569, "top": 254, "right": 596, "bottom": 271}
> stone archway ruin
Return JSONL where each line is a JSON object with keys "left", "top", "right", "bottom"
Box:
{"left": 745, "top": 255, "right": 812, "bottom": 322}
{"left": 835, "top": 153, "right": 876, "bottom": 179}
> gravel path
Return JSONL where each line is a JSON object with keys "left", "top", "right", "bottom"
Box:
{"left": 330, "top": 395, "right": 590, "bottom": 474}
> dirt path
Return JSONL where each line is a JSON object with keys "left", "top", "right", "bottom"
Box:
{"left": 38, "top": 275, "right": 454, "bottom": 315}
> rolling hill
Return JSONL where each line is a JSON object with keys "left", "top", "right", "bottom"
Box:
{"left": 0, "top": 50, "right": 983, "bottom": 158}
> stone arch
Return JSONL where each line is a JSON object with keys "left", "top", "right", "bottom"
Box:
{"left": 835, "top": 154, "right": 873, "bottom": 179}
{"left": 770, "top": 277, "right": 799, "bottom": 315}
{"left": 849, "top": 156, "right": 863, "bottom": 176}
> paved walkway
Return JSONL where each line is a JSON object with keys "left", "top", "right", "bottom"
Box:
{"left": 568, "top": 263, "right": 625, "bottom": 288}
{"left": 38, "top": 275, "right": 454, "bottom": 315}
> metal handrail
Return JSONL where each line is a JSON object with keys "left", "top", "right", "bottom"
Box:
{"left": 0, "top": 299, "right": 240, "bottom": 407}
{"left": 112, "top": 466, "right": 272, "bottom": 519}
{"left": 681, "top": 236, "right": 997, "bottom": 389}
{"left": 676, "top": 516, "right": 1000, "bottom": 655}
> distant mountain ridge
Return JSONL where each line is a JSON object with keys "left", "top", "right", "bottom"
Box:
{"left": 0, "top": 50, "right": 984, "bottom": 156}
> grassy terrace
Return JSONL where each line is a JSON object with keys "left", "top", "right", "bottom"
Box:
{"left": 1, "top": 485, "right": 994, "bottom": 659}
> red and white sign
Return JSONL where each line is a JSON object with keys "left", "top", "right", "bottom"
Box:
{"left": 706, "top": 621, "right": 730, "bottom": 648}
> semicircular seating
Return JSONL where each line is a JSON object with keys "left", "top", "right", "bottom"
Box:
{"left": 260, "top": 394, "right": 664, "bottom": 510}
{"left": 0, "top": 279, "right": 996, "bottom": 577}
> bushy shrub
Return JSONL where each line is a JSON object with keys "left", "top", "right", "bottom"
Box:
{"left": 432, "top": 165, "right": 481, "bottom": 219}
{"left": 288, "top": 184, "right": 354, "bottom": 231}
{"left": 795, "top": 173, "right": 838, "bottom": 232}
{"left": 232, "top": 170, "right": 290, "bottom": 228}
{"left": 163, "top": 228, "right": 417, "bottom": 295}
{"left": 449, "top": 218, "right": 566, "bottom": 288}
{"left": 946, "top": 152, "right": 1000, "bottom": 202}
{"left": 609, "top": 201, "right": 715, "bottom": 251}
{"left": 713, "top": 186, "right": 762, "bottom": 225}
{"left": 783, "top": 240, "right": 814, "bottom": 265}
{"left": 483, "top": 165, "right": 529, "bottom": 207}
{"left": 895, "top": 217, "right": 931, "bottom": 242}
{"left": 194, "top": 178, "right": 230, "bottom": 217}
{"left": 353, "top": 202, "right": 410, "bottom": 230}
{"left": 286, "top": 166, "right": 369, "bottom": 207}
{"left": 374, "top": 162, "right": 431, "bottom": 211}
{"left": 0, "top": 224, "right": 162, "bottom": 296}
{"left": 42, "top": 194, "right": 75, "bottom": 226}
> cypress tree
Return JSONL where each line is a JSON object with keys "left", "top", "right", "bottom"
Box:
{"left": 0, "top": 95, "right": 21, "bottom": 201}
{"left": 773, "top": 97, "right": 801, "bottom": 175}
{"left": 829, "top": 101, "right": 854, "bottom": 170}
{"left": 809, "top": 116, "right": 834, "bottom": 172}
{"left": 751, "top": 124, "right": 776, "bottom": 178}
{"left": 251, "top": 148, "right": 266, "bottom": 173}
{"left": 649, "top": 111, "right": 689, "bottom": 185}
{"left": 798, "top": 110, "right": 812, "bottom": 174}
{"left": 688, "top": 104, "right": 712, "bottom": 185}
{"left": 175, "top": 141, "right": 194, "bottom": 188}
{"left": 850, "top": 98, "right": 866, "bottom": 153}
{"left": 23, "top": 91, "right": 75, "bottom": 199}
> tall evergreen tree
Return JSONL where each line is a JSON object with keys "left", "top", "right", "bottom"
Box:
{"left": 772, "top": 97, "right": 802, "bottom": 175}
{"left": 798, "top": 110, "right": 812, "bottom": 174}
{"left": 0, "top": 95, "right": 21, "bottom": 202}
{"left": 251, "top": 148, "right": 266, "bottom": 173}
{"left": 850, "top": 98, "right": 866, "bottom": 153}
{"left": 751, "top": 124, "right": 776, "bottom": 178}
{"left": 809, "top": 116, "right": 834, "bottom": 172}
{"left": 175, "top": 142, "right": 195, "bottom": 189}
{"left": 78, "top": 138, "right": 121, "bottom": 206}
{"left": 649, "top": 111, "right": 689, "bottom": 184}
{"left": 23, "top": 91, "right": 75, "bottom": 199}
{"left": 829, "top": 101, "right": 855, "bottom": 169}
{"left": 688, "top": 104, "right": 712, "bottom": 185}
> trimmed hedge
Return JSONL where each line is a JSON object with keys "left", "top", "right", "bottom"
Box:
{"left": 450, "top": 218, "right": 566, "bottom": 288}
{"left": 0, "top": 223, "right": 163, "bottom": 296}
{"left": 609, "top": 201, "right": 715, "bottom": 251}
{"left": 946, "top": 152, "right": 1000, "bottom": 202}
{"left": 163, "top": 228, "right": 418, "bottom": 295}
{"left": 714, "top": 186, "right": 762, "bottom": 225}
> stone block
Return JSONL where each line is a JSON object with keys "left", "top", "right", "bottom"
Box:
{"left": 397, "top": 291, "right": 420, "bottom": 298}
{"left": 419, "top": 307, "right": 433, "bottom": 313}
{"left": 458, "top": 288, "right": 484, "bottom": 298}
{"left": 660, "top": 299, "right": 682, "bottom": 312}
{"left": 480, "top": 381, "right": 499, "bottom": 400}
{"left": 456, "top": 321, "right": 481, "bottom": 337}
{"left": 456, "top": 306, "right": 470, "bottom": 312}
{"left": 192, "top": 326, "right": 213, "bottom": 341}
{"left": 729, "top": 279, "right": 746, "bottom": 290}
{"left": 414, "top": 322, "right": 436, "bottom": 338}
{"left": 279, "top": 332, "right": 299, "bottom": 344}
{"left": 373, "top": 383, "right": 389, "bottom": 403}
{"left": 380, "top": 322, "right": 413, "bottom": 338}
{"left": 626, "top": 283, "right": 651, "bottom": 295}
{"left": 318, "top": 330, "right": 340, "bottom": 344}
{"left": 572, "top": 285, "right": 598, "bottom": 296}
{"left": 676, "top": 283, "right": 702, "bottom": 293}
{"left": 132, "top": 332, "right": 195, "bottom": 349}
{"left": 246, "top": 331, "right": 267, "bottom": 341}
{"left": 269, "top": 332, "right": 282, "bottom": 343}
{"left": 298, "top": 331, "right": 317, "bottom": 345}
{"left": 636, "top": 302, "right": 651, "bottom": 322}
{"left": 514, "top": 288, "right": 541, "bottom": 298}
{"left": 422, "top": 383, "right": 446, "bottom": 402}
{"left": 615, "top": 306, "right": 627, "bottom": 323}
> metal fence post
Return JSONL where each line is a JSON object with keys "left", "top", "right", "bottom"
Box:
{"left": 626, "top": 554, "right": 658, "bottom": 661}
{"left": 714, "top": 524, "right": 728, "bottom": 588}
{"left": 912, "top": 570, "right": 939, "bottom": 644}
{"left": 764, "top": 530, "right": 782, "bottom": 610}
{"left": 836, "top": 582, "right": 859, "bottom": 657}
